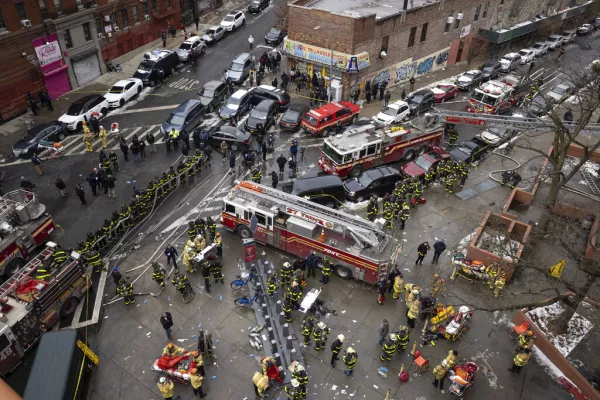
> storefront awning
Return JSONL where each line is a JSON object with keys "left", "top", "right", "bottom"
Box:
{"left": 282, "top": 38, "right": 370, "bottom": 73}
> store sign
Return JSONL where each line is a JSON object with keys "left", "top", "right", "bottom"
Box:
{"left": 282, "top": 39, "right": 370, "bottom": 72}
{"left": 460, "top": 24, "right": 471, "bottom": 38}
{"left": 34, "top": 39, "right": 62, "bottom": 66}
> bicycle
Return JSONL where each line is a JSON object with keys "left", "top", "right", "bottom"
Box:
{"left": 230, "top": 270, "right": 256, "bottom": 290}
{"left": 234, "top": 290, "right": 263, "bottom": 307}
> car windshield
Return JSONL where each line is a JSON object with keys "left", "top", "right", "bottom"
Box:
{"left": 269, "top": 28, "right": 280, "bottom": 35}
{"left": 207, "top": 29, "right": 217, "bottom": 35}
{"left": 482, "top": 65, "right": 496, "bottom": 73}
{"left": 409, "top": 95, "right": 424, "bottom": 103}
{"left": 357, "top": 173, "right": 374, "bottom": 187}
{"left": 549, "top": 37, "right": 559, "bottom": 42}
{"left": 283, "top": 110, "right": 301, "bottom": 121}
{"left": 464, "top": 72, "right": 477, "bottom": 79}
{"left": 533, "top": 44, "right": 543, "bottom": 49}
{"left": 471, "top": 91, "right": 484, "bottom": 101}
{"left": 166, "top": 114, "right": 185, "bottom": 125}
{"left": 519, "top": 51, "right": 530, "bottom": 56}
{"left": 180, "top": 43, "right": 192, "bottom": 50}
{"left": 414, "top": 156, "right": 433, "bottom": 171}
{"left": 138, "top": 62, "right": 153, "bottom": 72}
{"left": 302, "top": 113, "right": 318, "bottom": 125}
{"left": 322, "top": 143, "right": 343, "bottom": 164}
{"left": 199, "top": 87, "right": 216, "bottom": 98}
{"left": 66, "top": 103, "right": 84, "bottom": 116}
{"left": 108, "top": 85, "right": 124, "bottom": 94}
{"left": 225, "top": 97, "right": 241, "bottom": 110}
{"left": 482, "top": 94, "right": 499, "bottom": 106}
{"left": 457, "top": 145, "right": 472, "bottom": 154}
{"left": 487, "top": 127, "right": 505, "bottom": 136}
{"left": 223, "top": 16, "right": 234, "bottom": 21}
{"left": 230, "top": 62, "right": 244, "bottom": 72}
{"left": 551, "top": 86, "right": 567, "bottom": 95}
{"left": 380, "top": 106, "right": 398, "bottom": 116}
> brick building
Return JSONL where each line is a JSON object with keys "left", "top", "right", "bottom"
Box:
{"left": 283, "top": 0, "right": 598, "bottom": 98}
{"left": 0, "top": 0, "right": 180, "bottom": 121}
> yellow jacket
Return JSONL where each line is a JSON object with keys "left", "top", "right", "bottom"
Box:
{"left": 183, "top": 250, "right": 196, "bottom": 265}
{"left": 157, "top": 381, "right": 174, "bottom": 398}
{"left": 83, "top": 132, "right": 93, "bottom": 143}
{"left": 190, "top": 374, "right": 203, "bottom": 389}
{"left": 163, "top": 345, "right": 185, "bottom": 356}
{"left": 514, "top": 352, "right": 532, "bottom": 366}
{"left": 252, "top": 371, "right": 269, "bottom": 395}
{"left": 393, "top": 276, "right": 404, "bottom": 292}
{"left": 445, "top": 351, "right": 457, "bottom": 367}
{"left": 99, "top": 127, "right": 107, "bottom": 138}
{"left": 407, "top": 299, "right": 420, "bottom": 319}
{"left": 194, "top": 237, "right": 206, "bottom": 251}
{"left": 261, "top": 356, "right": 275, "bottom": 375}
{"left": 193, "top": 353, "right": 204, "bottom": 366}
{"left": 433, "top": 364, "right": 448, "bottom": 380}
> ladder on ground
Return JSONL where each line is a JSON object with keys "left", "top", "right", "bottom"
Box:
{"left": 581, "top": 170, "right": 600, "bottom": 195}
{"left": 0, "top": 246, "right": 54, "bottom": 298}
{"left": 430, "top": 109, "right": 600, "bottom": 137}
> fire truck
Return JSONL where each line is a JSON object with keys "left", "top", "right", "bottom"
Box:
{"left": 221, "top": 181, "right": 402, "bottom": 284}
{"left": 467, "top": 75, "right": 531, "bottom": 114}
{"left": 318, "top": 115, "right": 443, "bottom": 178}
{"left": 0, "top": 189, "right": 55, "bottom": 279}
{"left": 0, "top": 242, "right": 90, "bottom": 375}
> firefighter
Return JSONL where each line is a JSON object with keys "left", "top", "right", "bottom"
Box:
{"left": 194, "top": 234, "right": 206, "bottom": 252}
{"left": 320, "top": 257, "right": 332, "bottom": 284}
{"left": 431, "top": 273, "right": 445, "bottom": 297}
{"left": 384, "top": 203, "right": 394, "bottom": 230}
{"left": 83, "top": 129, "right": 94, "bottom": 152}
{"left": 87, "top": 248, "right": 103, "bottom": 272}
{"left": 445, "top": 172, "right": 456, "bottom": 193}
{"left": 251, "top": 167, "right": 262, "bottom": 184}
{"left": 437, "top": 160, "right": 447, "bottom": 181}
{"left": 163, "top": 342, "right": 186, "bottom": 356}
{"left": 183, "top": 247, "right": 196, "bottom": 273}
{"left": 280, "top": 262, "right": 292, "bottom": 285}
{"left": 509, "top": 349, "right": 532, "bottom": 374}
{"left": 207, "top": 217, "right": 216, "bottom": 241}
{"left": 189, "top": 368, "right": 207, "bottom": 398}
{"left": 413, "top": 180, "right": 423, "bottom": 205}
{"left": 446, "top": 123, "right": 459, "bottom": 146}
{"left": 301, "top": 316, "right": 316, "bottom": 347}
{"left": 380, "top": 333, "right": 398, "bottom": 361}
{"left": 398, "top": 201, "right": 409, "bottom": 230}
{"left": 330, "top": 334, "right": 344, "bottom": 367}
{"left": 494, "top": 271, "right": 506, "bottom": 298}
{"left": 267, "top": 271, "right": 278, "bottom": 296}
{"left": 288, "top": 281, "right": 302, "bottom": 307}
{"left": 446, "top": 350, "right": 458, "bottom": 368}
{"left": 314, "top": 321, "right": 330, "bottom": 351}
{"left": 343, "top": 347, "right": 357, "bottom": 376}
{"left": 195, "top": 218, "right": 206, "bottom": 238}
{"left": 292, "top": 269, "right": 306, "bottom": 288}
{"left": 392, "top": 272, "right": 405, "bottom": 299}
{"left": 35, "top": 259, "right": 52, "bottom": 280}
{"left": 292, "top": 364, "right": 308, "bottom": 386}
{"left": 86, "top": 231, "right": 97, "bottom": 250}
{"left": 186, "top": 155, "right": 195, "bottom": 178}
{"left": 215, "top": 232, "right": 222, "bottom": 256}
{"left": 458, "top": 162, "right": 469, "bottom": 187}
{"left": 121, "top": 204, "right": 132, "bottom": 229}
{"left": 194, "top": 149, "right": 203, "bottom": 174}
{"left": 187, "top": 221, "right": 197, "bottom": 240}
{"left": 157, "top": 377, "right": 175, "bottom": 400}
{"left": 517, "top": 331, "right": 536, "bottom": 352}
{"left": 261, "top": 356, "right": 276, "bottom": 376}
{"left": 211, "top": 261, "right": 224, "bottom": 284}
{"left": 102, "top": 219, "right": 114, "bottom": 243}
{"left": 282, "top": 292, "right": 293, "bottom": 322}
{"left": 152, "top": 262, "right": 167, "bottom": 287}
{"left": 177, "top": 161, "right": 187, "bottom": 183}
{"left": 424, "top": 166, "right": 436, "bottom": 188}
{"left": 252, "top": 371, "right": 270, "bottom": 399}
{"left": 52, "top": 245, "right": 68, "bottom": 266}
{"left": 367, "top": 195, "right": 379, "bottom": 221}
{"left": 397, "top": 325, "right": 409, "bottom": 351}
{"left": 172, "top": 270, "right": 191, "bottom": 296}
{"left": 168, "top": 166, "right": 177, "bottom": 189}
{"left": 285, "top": 378, "right": 305, "bottom": 400}
{"left": 486, "top": 263, "right": 499, "bottom": 290}
{"left": 117, "top": 278, "right": 135, "bottom": 305}
{"left": 407, "top": 298, "right": 420, "bottom": 329}
{"left": 191, "top": 350, "right": 206, "bottom": 377}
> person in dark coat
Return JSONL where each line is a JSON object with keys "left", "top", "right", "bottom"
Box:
{"left": 228, "top": 150, "right": 236, "bottom": 174}
{"left": 55, "top": 177, "right": 67, "bottom": 197}
{"left": 401, "top": 88, "right": 407, "bottom": 100}
{"left": 379, "top": 84, "right": 386, "bottom": 101}
{"left": 415, "top": 242, "right": 431, "bottom": 265}
{"left": 89, "top": 115, "right": 100, "bottom": 136}
{"left": 119, "top": 138, "right": 129, "bottom": 161}
{"left": 130, "top": 141, "right": 141, "bottom": 163}
{"left": 160, "top": 312, "right": 174, "bottom": 339}
{"left": 202, "top": 261, "right": 211, "bottom": 292}
{"left": 366, "top": 89, "right": 372, "bottom": 104}
{"left": 409, "top": 76, "right": 415, "bottom": 92}
{"left": 261, "top": 142, "right": 267, "bottom": 162}
{"left": 147, "top": 132, "right": 156, "bottom": 153}
{"left": 75, "top": 183, "right": 86, "bottom": 205}
{"left": 87, "top": 172, "right": 98, "bottom": 196}
{"left": 432, "top": 240, "right": 447, "bottom": 264}
{"left": 26, "top": 91, "right": 38, "bottom": 115}
{"left": 281, "top": 72, "right": 289, "bottom": 91}
{"left": 43, "top": 91, "right": 54, "bottom": 111}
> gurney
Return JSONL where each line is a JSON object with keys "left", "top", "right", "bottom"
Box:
{"left": 194, "top": 243, "right": 218, "bottom": 263}
{"left": 151, "top": 354, "right": 197, "bottom": 385}
{"left": 298, "top": 287, "right": 321, "bottom": 313}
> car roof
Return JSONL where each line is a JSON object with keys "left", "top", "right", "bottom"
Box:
{"left": 28, "top": 121, "right": 60, "bottom": 134}
{"left": 534, "top": 42, "right": 547, "bottom": 45}
{"left": 411, "top": 89, "right": 432, "bottom": 96}
{"left": 483, "top": 61, "right": 501, "bottom": 67}
{"left": 72, "top": 94, "right": 101, "bottom": 105}
{"left": 255, "top": 99, "right": 276, "bottom": 110}
{"left": 184, "top": 36, "right": 202, "bottom": 43}
{"left": 233, "top": 53, "right": 251, "bottom": 63}
{"left": 503, "top": 52, "right": 518, "bottom": 57}
{"left": 113, "top": 79, "right": 138, "bottom": 86}
{"left": 219, "top": 125, "right": 243, "bottom": 134}
{"left": 293, "top": 175, "right": 343, "bottom": 192}
{"left": 256, "top": 84, "right": 278, "bottom": 92}
{"left": 287, "top": 103, "right": 309, "bottom": 112}
{"left": 173, "top": 99, "right": 202, "bottom": 114}
{"left": 388, "top": 100, "right": 409, "bottom": 108}
{"left": 231, "top": 89, "right": 248, "bottom": 99}
{"left": 228, "top": 10, "right": 242, "bottom": 15}
{"left": 552, "top": 83, "right": 570, "bottom": 90}
{"left": 519, "top": 49, "right": 534, "bottom": 53}
{"left": 204, "top": 80, "right": 223, "bottom": 89}
{"left": 209, "top": 25, "right": 221, "bottom": 30}
{"left": 549, "top": 34, "right": 562, "bottom": 38}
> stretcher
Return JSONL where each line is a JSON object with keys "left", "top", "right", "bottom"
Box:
{"left": 194, "top": 243, "right": 218, "bottom": 263}
{"left": 151, "top": 354, "right": 197, "bottom": 385}
{"left": 298, "top": 287, "right": 321, "bottom": 313}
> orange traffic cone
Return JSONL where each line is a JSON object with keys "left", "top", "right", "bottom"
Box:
{"left": 318, "top": 228, "right": 326, "bottom": 243}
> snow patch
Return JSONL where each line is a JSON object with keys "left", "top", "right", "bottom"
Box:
{"left": 161, "top": 207, "right": 200, "bottom": 233}
{"left": 532, "top": 347, "right": 578, "bottom": 389}
{"left": 491, "top": 311, "right": 515, "bottom": 328}
{"left": 526, "top": 302, "right": 593, "bottom": 357}
{"left": 456, "top": 231, "right": 477, "bottom": 254}
{"left": 476, "top": 230, "right": 520, "bottom": 262}
{"left": 342, "top": 200, "right": 368, "bottom": 211}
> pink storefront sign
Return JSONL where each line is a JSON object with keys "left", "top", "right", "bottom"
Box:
{"left": 32, "top": 33, "right": 72, "bottom": 100}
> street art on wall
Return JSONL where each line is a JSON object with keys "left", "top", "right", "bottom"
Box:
{"left": 351, "top": 47, "right": 450, "bottom": 94}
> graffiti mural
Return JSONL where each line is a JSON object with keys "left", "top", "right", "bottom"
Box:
{"left": 417, "top": 56, "right": 435, "bottom": 75}
{"left": 396, "top": 62, "right": 417, "bottom": 82}
{"left": 436, "top": 50, "right": 449, "bottom": 66}
{"left": 374, "top": 69, "right": 391, "bottom": 86}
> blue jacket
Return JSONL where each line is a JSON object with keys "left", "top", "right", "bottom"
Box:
{"left": 433, "top": 240, "right": 446, "bottom": 253}
{"left": 165, "top": 247, "right": 178, "bottom": 258}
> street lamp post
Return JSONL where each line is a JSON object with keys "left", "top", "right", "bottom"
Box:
{"left": 314, "top": 25, "right": 335, "bottom": 102}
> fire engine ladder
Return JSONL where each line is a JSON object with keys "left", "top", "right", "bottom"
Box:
{"left": 581, "top": 170, "right": 600, "bottom": 195}
{"left": 0, "top": 246, "right": 55, "bottom": 298}
{"left": 430, "top": 109, "right": 600, "bottom": 137}
{"left": 35, "top": 259, "right": 84, "bottom": 314}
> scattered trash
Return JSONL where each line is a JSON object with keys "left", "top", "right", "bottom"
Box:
{"left": 219, "top": 295, "right": 223, "bottom": 300}
{"left": 216, "top": 339, "right": 220, "bottom": 343}
{"left": 331, "top": 385, "right": 338, "bottom": 390}
{"left": 168, "top": 297, "right": 172, "bottom": 301}
{"left": 198, "top": 324, "right": 202, "bottom": 328}
{"left": 341, "top": 310, "right": 346, "bottom": 314}
{"left": 138, "top": 326, "right": 142, "bottom": 329}
{"left": 191, "top": 335, "right": 197, "bottom": 338}
{"left": 211, "top": 376, "right": 217, "bottom": 379}
{"left": 373, "top": 384, "right": 379, "bottom": 389}
{"left": 126, "top": 181, "right": 131, "bottom": 184}
{"left": 352, "top": 320, "right": 357, "bottom": 323}
{"left": 144, "top": 299, "right": 148, "bottom": 303}
{"left": 250, "top": 354, "right": 255, "bottom": 357}
{"left": 177, "top": 339, "right": 188, "bottom": 342}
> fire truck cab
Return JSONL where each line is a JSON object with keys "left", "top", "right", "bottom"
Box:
{"left": 301, "top": 101, "right": 361, "bottom": 136}
{"left": 467, "top": 75, "right": 531, "bottom": 114}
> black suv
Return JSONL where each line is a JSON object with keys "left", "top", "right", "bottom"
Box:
{"left": 249, "top": 85, "right": 291, "bottom": 110}
{"left": 219, "top": 89, "right": 252, "bottom": 120}
{"left": 480, "top": 62, "right": 502, "bottom": 81}
{"left": 343, "top": 166, "right": 402, "bottom": 202}
{"left": 245, "top": 99, "right": 278, "bottom": 134}
{"left": 248, "top": 0, "right": 269, "bottom": 13}
{"left": 198, "top": 80, "right": 229, "bottom": 113}
{"left": 282, "top": 175, "right": 345, "bottom": 208}
{"left": 406, "top": 89, "right": 435, "bottom": 116}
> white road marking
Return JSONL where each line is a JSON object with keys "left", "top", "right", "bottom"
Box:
{"left": 118, "top": 105, "right": 180, "bottom": 115}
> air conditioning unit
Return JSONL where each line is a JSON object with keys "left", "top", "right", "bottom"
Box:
{"left": 21, "top": 20, "right": 32, "bottom": 28}
{"left": 123, "top": 26, "right": 129, "bottom": 32}
{"left": 456, "top": 13, "right": 464, "bottom": 20}
{"left": 104, "top": 15, "right": 110, "bottom": 22}
{"left": 113, "top": 26, "right": 120, "bottom": 32}
{"left": 97, "top": 32, "right": 103, "bottom": 39}
{"left": 144, "top": 15, "right": 150, "bottom": 21}
{"left": 447, "top": 16, "right": 455, "bottom": 24}
{"left": 107, "top": 32, "right": 112, "bottom": 38}
{"left": 380, "top": 50, "right": 387, "bottom": 59}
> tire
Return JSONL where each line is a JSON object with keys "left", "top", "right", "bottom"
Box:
{"left": 60, "top": 297, "right": 79, "bottom": 319}
{"left": 334, "top": 265, "right": 352, "bottom": 280}
{"left": 201, "top": 46, "right": 207, "bottom": 55}
{"left": 235, "top": 298, "right": 247, "bottom": 307}
{"left": 137, "top": 86, "right": 142, "bottom": 94}
{"left": 59, "top": 133, "right": 66, "bottom": 141}
{"left": 349, "top": 164, "right": 363, "bottom": 177}
{"left": 207, "top": 104, "right": 213, "bottom": 114}
{"left": 242, "top": 19, "right": 246, "bottom": 26}
{"left": 231, "top": 143, "right": 239, "bottom": 151}
{"left": 441, "top": 98, "right": 445, "bottom": 103}
{"left": 351, "top": 115, "right": 358, "bottom": 124}
{"left": 3, "top": 259, "right": 24, "bottom": 278}
{"left": 120, "top": 99, "right": 125, "bottom": 107}
{"left": 101, "top": 107, "right": 108, "bottom": 116}
{"left": 149, "top": 79, "right": 157, "bottom": 87}
{"left": 76, "top": 121, "right": 83, "bottom": 131}
{"left": 403, "top": 149, "right": 416, "bottom": 161}
{"left": 237, "top": 225, "right": 252, "bottom": 239}
{"left": 322, "top": 129, "right": 331, "bottom": 137}
{"left": 417, "top": 146, "right": 428, "bottom": 156}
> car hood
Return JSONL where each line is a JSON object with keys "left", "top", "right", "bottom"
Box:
{"left": 58, "top": 114, "right": 81, "bottom": 124}
{"left": 133, "top": 70, "right": 150, "bottom": 79}
{"left": 199, "top": 97, "right": 213, "bottom": 106}
{"left": 449, "top": 148, "right": 470, "bottom": 162}
{"left": 265, "top": 33, "right": 279, "bottom": 40}
{"left": 104, "top": 93, "right": 123, "bottom": 102}
{"left": 402, "top": 162, "right": 425, "bottom": 177}
{"left": 457, "top": 75, "right": 473, "bottom": 83}
{"left": 228, "top": 70, "right": 242, "bottom": 80}
{"left": 219, "top": 106, "right": 237, "bottom": 118}
{"left": 201, "top": 34, "right": 213, "bottom": 42}
{"left": 374, "top": 112, "right": 394, "bottom": 123}
{"left": 175, "top": 48, "right": 189, "bottom": 56}
{"left": 480, "top": 130, "right": 501, "bottom": 144}
{"left": 499, "top": 59, "right": 511, "bottom": 65}
{"left": 161, "top": 121, "right": 182, "bottom": 133}
{"left": 343, "top": 179, "right": 365, "bottom": 193}
{"left": 220, "top": 21, "right": 234, "bottom": 28}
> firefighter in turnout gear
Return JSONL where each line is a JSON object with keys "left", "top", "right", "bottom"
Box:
{"left": 87, "top": 248, "right": 103, "bottom": 272}
{"left": 282, "top": 292, "right": 293, "bottom": 322}
{"left": 177, "top": 161, "right": 187, "bottom": 183}
{"left": 320, "top": 257, "right": 332, "bottom": 284}
{"left": 280, "top": 262, "right": 292, "bottom": 285}
{"left": 380, "top": 333, "right": 398, "bottom": 361}
{"left": 509, "top": 349, "right": 532, "bottom": 373}
{"left": 517, "top": 331, "right": 536, "bottom": 352}
{"left": 458, "top": 162, "right": 469, "bottom": 187}
{"left": 313, "top": 321, "right": 330, "bottom": 351}
{"left": 486, "top": 263, "right": 500, "bottom": 290}
{"left": 285, "top": 378, "right": 306, "bottom": 400}
{"left": 343, "top": 347, "right": 357, "bottom": 376}
{"left": 301, "top": 316, "right": 316, "bottom": 347}
{"left": 117, "top": 278, "right": 135, "bottom": 305}
{"left": 194, "top": 149, "right": 203, "bottom": 173}
{"left": 392, "top": 272, "right": 405, "bottom": 299}
{"left": 267, "top": 272, "right": 278, "bottom": 296}
{"left": 431, "top": 273, "right": 445, "bottom": 297}
{"left": 367, "top": 195, "right": 378, "bottom": 222}
{"left": 330, "top": 334, "right": 344, "bottom": 367}
{"left": 215, "top": 232, "right": 222, "bottom": 256}
{"left": 163, "top": 342, "right": 186, "bottom": 356}
{"left": 195, "top": 218, "right": 206, "bottom": 238}
{"left": 207, "top": 217, "right": 216, "bottom": 241}
{"left": 183, "top": 247, "right": 197, "bottom": 273}
{"left": 397, "top": 325, "right": 410, "bottom": 351}
{"left": 494, "top": 271, "right": 506, "bottom": 298}
{"left": 52, "top": 245, "right": 68, "bottom": 266}
{"left": 384, "top": 203, "right": 394, "bottom": 230}
{"left": 446, "top": 123, "right": 459, "bottom": 146}
{"left": 103, "top": 219, "right": 114, "bottom": 243}
{"left": 445, "top": 173, "right": 456, "bottom": 193}
{"left": 399, "top": 201, "right": 409, "bottom": 230}
{"left": 424, "top": 166, "right": 436, "bottom": 188}
{"left": 171, "top": 269, "right": 191, "bottom": 296}
{"left": 288, "top": 281, "right": 302, "bottom": 308}
{"left": 210, "top": 261, "right": 224, "bottom": 283}
{"left": 292, "top": 364, "right": 308, "bottom": 386}
{"left": 251, "top": 167, "right": 262, "bottom": 184}
{"left": 152, "top": 262, "right": 167, "bottom": 287}
{"left": 194, "top": 234, "right": 206, "bottom": 252}
{"left": 437, "top": 160, "right": 447, "bottom": 181}
{"left": 187, "top": 221, "right": 196, "bottom": 240}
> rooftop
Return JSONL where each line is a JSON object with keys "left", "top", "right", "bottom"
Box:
{"left": 304, "top": 0, "right": 437, "bottom": 19}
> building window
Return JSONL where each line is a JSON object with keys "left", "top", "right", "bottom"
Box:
{"left": 110, "top": 11, "right": 117, "bottom": 27}
{"left": 381, "top": 36, "right": 389, "bottom": 52}
{"left": 474, "top": 5, "right": 480, "bottom": 21}
{"left": 16, "top": 3, "right": 28, "bottom": 20}
{"left": 121, "top": 9, "right": 129, "bottom": 27}
{"left": 454, "top": 13, "right": 461, "bottom": 29}
{"left": 167, "top": 0, "right": 172, "bottom": 7}
{"left": 64, "top": 29, "right": 73, "bottom": 48}
{"left": 132, "top": 5, "right": 139, "bottom": 23}
{"left": 0, "top": 10, "right": 6, "bottom": 32}
{"left": 142, "top": 2, "right": 149, "bottom": 17}
{"left": 420, "top": 23, "right": 428, "bottom": 42}
{"left": 483, "top": 2, "right": 489, "bottom": 18}
{"left": 151, "top": 0, "right": 156, "bottom": 12}
{"left": 38, "top": 0, "right": 49, "bottom": 20}
{"left": 408, "top": 26, "right": 416, "bottom": 48}
{"left": 83, "top": 22, "right": 91, "bottom": 40}
{"left": 54, "top": 0, "right": 63, "bottom": 14}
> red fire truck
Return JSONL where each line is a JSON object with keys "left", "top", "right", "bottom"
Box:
{"left": 318, "top": 116, "right": 443, "bottom": 178}
{"left": 467, "top": 75, "right": 531, "bottom": 114}
{"left": 221, "top": 181, "right": 402, "bottom": 284}
{"left": 0, "top": 243, "right": 90, "bottom": 375}
{"left": 0, "top": 190, "right": 56, "bottom": 279}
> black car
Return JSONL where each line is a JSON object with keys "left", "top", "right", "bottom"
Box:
{"left": 456, "top": 70, "right": 485, "bottom": 91}
{"left": 282, "top": 175, "right": 345, "bottom": 208}
{"left": 406, "top": 89, "right": 435, "bottom": 116}
{"left": 12, "top": 121, "right": 67, "bottom": 158}
{"left": 265, "top": 27, "right": 286, "bottom": 46}
{"left": 480, "top": 62, "right": 502, "bottom": 81}
{"left": 248, "top": 0, "right": 269, "bottom": 13}
{"left": 279, "top": 104, "right": 309, "bottom": 132}
{"left": 203, "top": 125, "right": 251, "bottom": 151}
{"left": 249, "top": 85, "right": 291, "bottom": 110}
{"left": 449, "top": 139, "right": 488, "bottom": 163}
{"left": 245, "top": 99, "right": 278, "bottom": 134}
{"left": 343, "top": 166, "right": 402, "bottom": 202}
{"left": 198, "top": 80, "right": 229, "bottom": 113}
{"left": 219, "top": 89, "right": 252, "bottom": 120}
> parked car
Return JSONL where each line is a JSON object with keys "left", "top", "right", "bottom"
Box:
{"left": 546, "top": 83, "right": 573, "bottom": 103}
{"left": 530, "top": 42, "right": 549, "bottom": 57}
{"left": 518, "top": 49, "right": 536, "bottom": 64}
{"left": 133, "top": 50, "right": 179, "bottom": 87}
{"left": 456, "top": 70, "right": 484, "bottom": 90}
{"left": 281, "top": 175, "right": 346, "bottom": 208}
{"left": 249, "top": 84, "right": 291, "bottom": 110}
{"left": 202, "top": 26, "right": 226, "bottom": 44}
{"left": 401, "top": 147, "right": 450, "bottom": 179}
{"left": 590, "top": 17, "right": 600, "bottom": 30}
{"left": 103, "top": 78, "right": 143, "bottom": 108}
{"left": 449, "top": 139, "right": 488, "bottom": 163}
{"left": 245, "top": 99, "right": 278, "bottom": 134}
{"left": 279, "top": 104, "right": 310, "bottom": 132}
{"left": 577, "top": 24, "right": 593, "bottom": 36}
{"left": 265, "top": 27, "right": 286, "bottom": 46}
{"left": 499, "top": 53, "right": 522, "bottom": 72}
{"left": 343, "top": 166, "right": 402, "bottom": 202}
{"left": 160, "top": 99, "right": 204, "bottom": 136}
{"left": 58, "top": 94, "right": 109, "bottom": 131}
{"left": 301, "top": 101, "right": 360, "bottom": 135}
{"left": 480, "top": 62, "right": 503, "bottom": 81}
{"left": 373, "top": 100, "right": 410, "bottom": 126}
{"left": 175, "top": 36, "right": 206, "bottom": 61}
{"left": 431, "top": 84, "right": 458, "bottom": 102}
{"left": 248, "top": 0, "right": 269, "bottom": 13}
{"left": 12, "top": 121, "right": 68, "bottom": 158}
{"left": 527, "top": 95, "right": 549, "bottom": 117}
{"left": 546, "top": 35, "right": 563, "bottom": 50}
{"left": 561, "top": 29, "right": 576, "bottom": 44}
{"left": 406, "top": 89, "right": 435, "bottom": 116}
{"left": 219, "top": 89, "right": 253, "bottom": 120}
{"left": 198, "top": 80, "right": 229, "bottom": 113}
{"left": 203, "top": 125, "right": 250, "bottom": 150}
{"left": 477, "top": 127, "right": 518, "bottom": 146}
{"left": 220, "top": 10, "right": 245, "bottom": 32}
{"left": 227, "top": 53, "right": 252, "bottom": 84}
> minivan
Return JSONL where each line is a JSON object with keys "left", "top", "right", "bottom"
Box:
{"left": 282, "top": 175, "right": 345, "bottom": 208}
{"left": 133, "top": 49, "right": 179, "bottom": 87}
{"left": 227, "top": 53, "right": 252, "bottom": 84}
{"left": 499, "top": 53, "right": 521, "bottom": 72}
{"left": 161, "top": 99, "right": 204, "bottom": 136}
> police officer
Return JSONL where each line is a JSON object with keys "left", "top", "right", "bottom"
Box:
{"left": 152, "top": 262, "right": 167, "bottom": 287}
{"left": 330, "top": 334, "right": 344, "bottom": 367}
{"left": 270, "top": 171, "right": 279, "bottom": 188}
{"left": 164, "top": 245, "right": 178, "bottom": 269}
{"left": 277, "top": 154, "right": 287, "bottom": 177}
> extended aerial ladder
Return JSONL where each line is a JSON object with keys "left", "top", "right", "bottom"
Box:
{"left": 0, "top": 244, "right": 56, "bottom": 299}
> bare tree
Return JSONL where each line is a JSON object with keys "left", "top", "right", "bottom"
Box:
{"left": 274, "top": 2, "right": 289, "bottom": 31}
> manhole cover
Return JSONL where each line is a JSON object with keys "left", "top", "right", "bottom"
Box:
{"left": 455, "top": 188, "right": 477, "bottom": 200}
{"left": 476, "top": 180, "right": 499, "bottom": 192}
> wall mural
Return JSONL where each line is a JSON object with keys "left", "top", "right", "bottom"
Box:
{"left": 351, "top": 47, "right": 450, "bottom": 94}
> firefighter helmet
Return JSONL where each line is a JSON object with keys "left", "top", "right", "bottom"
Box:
{"left": 291, "top": 378, "right": 299, "bottom": 387}
{"left": 338, "top": 334, "right": 345, "bottom": 342}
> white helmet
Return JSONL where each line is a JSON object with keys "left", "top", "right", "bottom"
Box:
{"left": 196, "top": 234, "right": 203, "bottom": 240}
{"left": 347, "top": 347, "right": 355, "bottom": 353}
{"left": 459, "top": 306, "right": 470, "bottom": 314}
{"left": 283, "top": 262, "right": 291, "bottom": 267}
{"left": 390, "top": 333, "right": 397, "bottom": 341}
{"left": 291, "top": 378, "right": 299, "bottom": 387}
{"left": 317, "top": 321, "right": 326, "bottom": 329}
{"left": 412, "top": 289, "right": 420, "bottom": 295}
{"left": 338, "top": 334, "right": 345, "bottom": 342}
{"left": 159, "top": 377, "right": 167, "bottom": 384}
{"left": 441, "top": 359, "right": 448, "bottom": 367}
{"left": 295, "top": 364, "right": 304, "bottom": 372}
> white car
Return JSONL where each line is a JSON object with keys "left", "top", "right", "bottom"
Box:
{"left": 220, "top": 10, "right": 245, "bottom": 32}
{"left": 175, "top": 36, "right": 207, "bottom": 61}
{"left": 373, "top": 100, "right": 411, "bottom": 126}
{"left": 518, "top": 49, "right": 535, "bottom": 64}
{"left": 530, "top": 42, "right": 549, "bottom": 57}
{"left": 103, "top": 78, "right": 143, "bottom": 108}
{"left": 546, "top": 35, "right": 563, "bottom": 50}
{"left": 59, "top": 94, "right": 109, "bottom": 131}
{"left": 561, "top": 30, "right": 576, "bottom": 44}
{"left": 577, "top": 24, "right": 592, "bottom": 36}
